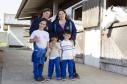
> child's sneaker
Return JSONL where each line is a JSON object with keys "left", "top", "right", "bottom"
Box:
{"left": 35, "top": 78, "right": 42, "bottom": 81}
{"left": 73, "top": 73, "right": 80, "bottom": 79}
{"left": 41, "top": 77, "right": 46, "bottom": 82}
{"left": 46, "top": 78, "right": 51, "bottom": 81}
{"left": 69, "top": 78, "right": 76, "bottom": 81}
{"left": 69, "top": 76, "right": 76, "bottom": 81}
{"left": 35, "top": 77, "right": 45, "bottom": 82}
{"left": 56, "top": 77, "right": 61, "bottom": 80}
{"left": 62, "top": 78, "right": 66, "bottom": 81}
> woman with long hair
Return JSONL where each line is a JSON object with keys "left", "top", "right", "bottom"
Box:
{"left": 52, "top": 9, "right": 79, "bottom": 79}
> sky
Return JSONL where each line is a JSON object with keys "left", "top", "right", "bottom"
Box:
{"left": 0, "top": 0, "right": 22, "bottom": 14}
{"left": 0, "top": 0, "right": 22, "bottom": 26}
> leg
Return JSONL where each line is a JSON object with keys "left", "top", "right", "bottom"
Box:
{"left": 73, "top": 60, "right": 80, "bottom": 78}
{"left": 42, "top": 64, "right": 44, "bottom": 74}
{"left": 38, "top": 64, "right": 44, "bottom": 78}
{"left": 73, "top": 60, "right": 76, "bottom": 74}
{"left": 61, "top": 60, "right": 67, "bottom": 79}
{"left": 60, "top": 61, "right": 62, "bottom": 77}
{"left": 48, "top": 59, "right": 54, "bottom": 79}
{"left": 33, "top": 62, "right": 41, "bottom": 80}
{"left": 54, "top": 57, "right": 61, "bottom": 79}
{"left": 68, "top": 60, "right": 73, "bottom": 79}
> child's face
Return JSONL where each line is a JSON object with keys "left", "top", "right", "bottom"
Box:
{"left": 64, "top": 33, "right": 71, "bottom": 40}
{"left": 39, "top": 21, "right": 47, "bottom": 30}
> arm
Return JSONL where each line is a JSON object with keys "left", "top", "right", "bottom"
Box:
{"left": 71, "top": 21, "right": 77, "bottom": 41}
{"left": 29, "top": 31, "right": 39, "bottom": 43}
{"left": 47, "top": 21, "right": 53, "bottom": 39}
{"left": 58, "top": 41, "right": 62, "bottom": 60}
{"left": 45, "top": 42, "right": 50, "bottom": 58}
{"left": 29, "top": 36, "right": 39, "bottom": 43}
{"left": 45, "top": 32, "right": 51, "bottom": 58}
{"left": 52, "top": 21, "right": 58, "bottom": 38}
{"left": 71, "top": 40, "right": 77, "bottom": 59}
{"left": 29, "top": 17, "right": 40, "bottom": 35}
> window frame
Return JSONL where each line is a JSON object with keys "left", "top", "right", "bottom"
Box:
{"left": 72, "top": 3, "right": 83, "bottom": 21}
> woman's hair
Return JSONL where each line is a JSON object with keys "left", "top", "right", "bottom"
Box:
{"left": 42, "top": 8, "right": 52, "bottom": 13}
{"left": 55, "top": 9, "right": 69, "bottom": 21}
{"left": 40, "top": 8, "right": 52, "bottom": 17}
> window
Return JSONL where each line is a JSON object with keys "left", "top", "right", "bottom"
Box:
{"left": 106, "top": 0, "right": 127, "bottom": 8}
{"left": 73, "top": 6, "right": 82, "bottom": 21}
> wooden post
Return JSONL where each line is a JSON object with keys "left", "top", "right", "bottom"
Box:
{"left": 53, "top": 0, "right": 58, "bottom": 15}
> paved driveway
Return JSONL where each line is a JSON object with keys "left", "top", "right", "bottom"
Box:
{"left": 1, "top": 48, "right": 127, "bottom": 84}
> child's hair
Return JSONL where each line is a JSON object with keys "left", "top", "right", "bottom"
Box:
{"left": 52, "top": 35, "right": 58, "bottom": 38}
{"left": 42, "top": 8, "right": 52, "bottom": 13}
{"left": 39, "top": 18, "right": 48, "bottom": 27}
{"left": 39, "top": 18, "right": 48, "bottom": 26}
{"left": 38, "top": 18, "right": 48, "bottom": 30}
{"left": 51, "top": 35, "right": 59, "bottom": 42}
{"left": 63, "top": 30, "right": 71, "bottom": 35}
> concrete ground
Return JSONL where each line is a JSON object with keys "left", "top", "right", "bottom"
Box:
{"left": 0, "top": 48, "right": 127, "bottom": 84}
{"left": 0, "top": 50, "right": 4, "bottom": 84}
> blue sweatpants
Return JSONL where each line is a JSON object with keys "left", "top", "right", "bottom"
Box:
{"left": 48, "top": 57, "right": 61, "bottom": 79}
{"left": 33, "top": 63, "right": 44, "bottom": 80}
{"left": 61, "top": 60, "right": 73, "bottom": 79}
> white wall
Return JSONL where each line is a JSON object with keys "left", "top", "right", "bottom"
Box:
{"left": 84, "top": 28, "right": 101, "bottom": 68}
{"left": 4, "top": 14, "right": 30, "bottom": 25}
{"left": 65, "top": 7, "right": 72, "bottom": 19}
{"left": 8, "top": 26, "right": 28, "bottom": 46}
{"left": 65, "top": 0, "right": 101, "bottom": 67}
{"left": 0, "top": 31, "right": 8, "bottom": 47}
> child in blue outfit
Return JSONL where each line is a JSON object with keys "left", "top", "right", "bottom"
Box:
{"left": 60, "top": 30, "right": 76, "bottom": 81}
{"left": 29, "top": 19, "right": 49, "bottom": 81}
{"left": 46, "top": 36, "right": 61, "bottom": 80}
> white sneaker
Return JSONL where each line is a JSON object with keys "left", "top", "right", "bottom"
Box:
{"left": 62, "top": 78, "right": 66, "bottom": 81}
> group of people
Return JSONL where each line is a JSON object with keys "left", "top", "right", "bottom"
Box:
{"left": 29, "top": 8, "right": 79, "bottom": 82}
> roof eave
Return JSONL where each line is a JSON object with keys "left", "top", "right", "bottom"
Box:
{"left": 15, "top": 0, "right": 28, "bottom": 19}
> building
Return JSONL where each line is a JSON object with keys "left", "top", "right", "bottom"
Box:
{"left": 16, "top": 0, "right": 127, "bottom": 75}
{"left": 3, "top": 13, "right": 30, "bottom": 47}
